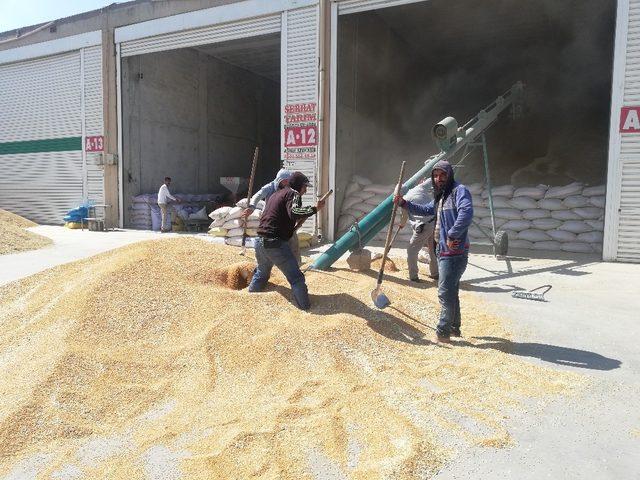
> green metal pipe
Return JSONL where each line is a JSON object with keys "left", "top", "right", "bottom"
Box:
{"left": 311, "top": 153, "right": 445, "bottom": 270}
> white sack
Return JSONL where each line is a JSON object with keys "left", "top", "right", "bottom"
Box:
{"left": 582, "top": 185, "right": 606, "bottom": 196}
{"left": 225, "top": 236, "right": 258, "bottom": 248}
{"left": 589, "top": 196, "right": 606, "bottom": 208}
{"left": 513, "top": 186, "right": 547, "bottom": 200}
{"left": 363, "top": 184, "right": 394, "bottom": 195}
{"left": 551, "top": 210, "right": 582, "bottom": 220}
{"left": 509, "top": 197, "right": 539, "bottom": 210}
{"left": 473, "top": 207, "right": 490, "bottom": 218}
{"left": 532, "top": 218, "right": 563, "bottom": 230}
{"left": 518, "top": 229, "right": 552, "bottom": 242}
{"left": 222, "top": 218, "right": 259, "bottom": 230}
{"left": 342, "top": 196, "right": 363, "bottom": 211}
{"left": 559, "top": 220, "right": 592, "bottom": 234}
{"left": 509, "top": 239, "right": 534, "bottom": 249}
{"left": 482, "top": 184, "right": 514, "bottom": 198}
{"left": 545, "top": 182, "right": 583, "bottom": 199}
{"left": 532, "top": 241, "right": 562, "bottom": 251}
{"left": 502, "top": 220, "right": 532, "bottom": 232}
{"left": 480, "top": 217, "right": 508, "bottom": 228}
{"left": 345, "top": 182, "right": 360, "bottom": 197}
{"left": 563, "top": 195, "right": 589, "bottom": 209}
{"left": 586, "top": 219, "right": 604, "bottom": 231}
{"left": 351, "top": 190, "right": 376, "bottom": 200}
{"left": 209, "top": 206, "right": 231, "bottom": 220}
{"left": 352, "top": 174, "right": 372, "bottom": 185}
{"left": 226, "top": 206, "right": 244, "bottom": 221}
{"left": 573, "top": 207, "right": 604, "bottom": 220}
{"left": 546, "top": 229, "right": 577, "bottom": 242}
{"left": 482, "top": 196, "right": 512, "bottom": 208}
{"left": 494, "top": 208, "right": 523, "bottom": 220}
{"left": 467, "top": 183, "right": 484, "bottom": 195}
{"left": 538, "top": 198, "right": 565, "bottom": 211}
{"left": 522, "top": 209, "right": 551, "bottom": 220}
{"left": 227, "top": 227, "right": 258, "bottom": 237}
{"left": 562, "top": 242, "right": 593, "bottom": 253}
{"left": 577, "top": 231, "right": 604, "bottom": 244}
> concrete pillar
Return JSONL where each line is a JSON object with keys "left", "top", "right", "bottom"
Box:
{"left": 101, "top": 24, "right": 119, "bottom": 228}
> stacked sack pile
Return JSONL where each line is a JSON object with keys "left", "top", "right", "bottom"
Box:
{"left": 208, "top": 199, "right": 316, "bottom": 249}
{"left": 337, "top": 175, "right": 411, "bottom": 247}
{"left": 337, "top": 175, "right": 605, "bottom": 253}
{"left": 129, "top": 193, "right": 224, "bottom": 231}
{"left": 465, "top": 182, "right": 605, "bottom": 253}
{"left": 208, "top": 199, "right": 263, "bottom": 247}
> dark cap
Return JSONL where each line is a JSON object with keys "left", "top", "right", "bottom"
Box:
{"left": 289, "top": 171, "right": 311, "bottom": 192}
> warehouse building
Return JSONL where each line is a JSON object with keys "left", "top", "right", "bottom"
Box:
{"left": 0, "top": 0, "right": 638, "bottom": 262}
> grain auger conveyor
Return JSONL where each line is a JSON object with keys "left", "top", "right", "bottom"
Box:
{"left": 311, "top": 81, "right": 525, "bottom": 271}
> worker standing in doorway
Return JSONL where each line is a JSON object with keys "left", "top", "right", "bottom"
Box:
{"left": 242, "top": 168, "right": 303, "bottom": 265}
{"left": 157, "top": 176, "right": 180, "bottom": 233}
{"left": 394, "top": 160, "right": 473, "bottom": 343}
{"left": 404, "top": 177, "right": 438, "bottom": 282}
{"left": 248, "top": 172, "right": 325, "bottom": 310}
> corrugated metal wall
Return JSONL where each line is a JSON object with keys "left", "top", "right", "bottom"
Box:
{"left": 615, "top": 0, "right": 640, "bottom": 262}
{"left": 282, "top": 5, "right": 319, "bottom": 234}
{"left": 0, "top": 51, "right": 84, "bottom": 224}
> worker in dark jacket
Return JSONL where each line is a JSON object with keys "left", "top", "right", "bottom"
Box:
{"left": 394, "top": 160, "right": 473, "bottom": 343}
{"left": 248, "top": 172, "right": 326, "bottom": 310}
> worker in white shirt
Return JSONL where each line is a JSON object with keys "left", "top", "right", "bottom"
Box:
{"left": 157, "top": 176, "right": 181, "bottom": 232}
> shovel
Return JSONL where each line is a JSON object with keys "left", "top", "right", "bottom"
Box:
{"left": 240, "top": 146, "right": 259, "bottom": 256}
{"left": 371, "top": 161, "right": 406, "bottom": 309}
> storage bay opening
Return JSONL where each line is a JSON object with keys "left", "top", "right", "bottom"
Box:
{"left": 121, "top": 33, "right": 281, "bottom": 229}
{"left": 332, "top": 0, "right": 616, "bottom": 254}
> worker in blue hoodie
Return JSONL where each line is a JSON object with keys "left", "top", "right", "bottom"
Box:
{"left": 394, "top": 160, "right": 473, "bottom": 343}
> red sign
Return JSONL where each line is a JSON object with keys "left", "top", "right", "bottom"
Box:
{"left": 620, "top": 107, "right": 640, "bottom": 132}
{"left": 285, "top": 126, "right": 317, "bottom": 147}
{"left": 283, "top": 103, "right": 318, "bottom": 161}
{"left": 85, "top": 135, "right": 104, "bottom": 152}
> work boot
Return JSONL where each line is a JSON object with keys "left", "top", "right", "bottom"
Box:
{"left": 450, "top": 328, "right": 461, "bottom": 337}
{"left": 434, "top": 334, "right": 451, "bottom": 344}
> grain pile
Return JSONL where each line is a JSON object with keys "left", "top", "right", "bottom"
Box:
{"left": 0, "top": 238, "right": 581, "bottom": 479}
{"left": 0, "top": 209, "right": 52, "bottom": 255}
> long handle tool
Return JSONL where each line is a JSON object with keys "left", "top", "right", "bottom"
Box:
{"left": 240, "top": 146, "right": 259, "bottom": 256}
{"left": 371, "top": 161, "right": 406, "bottom": 309}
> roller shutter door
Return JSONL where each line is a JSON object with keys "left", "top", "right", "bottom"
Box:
{"left": 0, "top": 51, "right": 84, "bottom": 224}
{"left": 282, "top": 6, "right": 319, "bottom": 235}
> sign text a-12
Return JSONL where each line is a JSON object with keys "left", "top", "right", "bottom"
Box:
{"left": 284, "top": 126, "right": 317, "bottom": 147}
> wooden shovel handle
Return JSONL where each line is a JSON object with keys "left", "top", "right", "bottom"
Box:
{"left": 377, "top": 161, "right": 406, "bottom": 285}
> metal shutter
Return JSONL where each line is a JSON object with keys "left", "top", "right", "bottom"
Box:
{"left": 337, "top": 0, "right": 426, "bottom": 15}
{"left": 616, "top": 157, "right": 640, "bottom": 262}
{"left": 0, "top": 51, "right": 84, "bottom": 224}
{"left": 120, "top": 15, "right": 281, "bottom": 57}
{"left": 282, "top": 6, "right": 319, "bottom": 234}
{"left": 614, "top": 0, "right": 640, "bottom": 261}
{"left": 83, "top": 45, "right": 105, "bottom": 205}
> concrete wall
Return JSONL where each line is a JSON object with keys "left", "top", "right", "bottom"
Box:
{"left": 122, "top": 47, "right": 279, "bottom": 224}
{"left": 335, "top": 13, "right": 417, "bottom": 216}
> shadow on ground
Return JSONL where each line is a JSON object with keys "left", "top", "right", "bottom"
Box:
{"left": 459, "top": 336, "right": 622, "bottom": 371}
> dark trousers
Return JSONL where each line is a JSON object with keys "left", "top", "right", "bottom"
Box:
{"left": 436, "top": 254, "right": 468, "bottom": 337}
{"left": 248, "top": 237, "right": 310, "bottom": 310}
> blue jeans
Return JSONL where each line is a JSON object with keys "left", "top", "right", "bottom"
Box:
{"left": 248, "top": 237, "right": 310, "bottom": 310}
{"left": 436, "top": 254, "right": 468, "bottom": 337}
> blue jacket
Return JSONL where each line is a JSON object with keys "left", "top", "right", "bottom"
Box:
{"left": 403, "top": 161, "right": 473, "bottom": 256}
